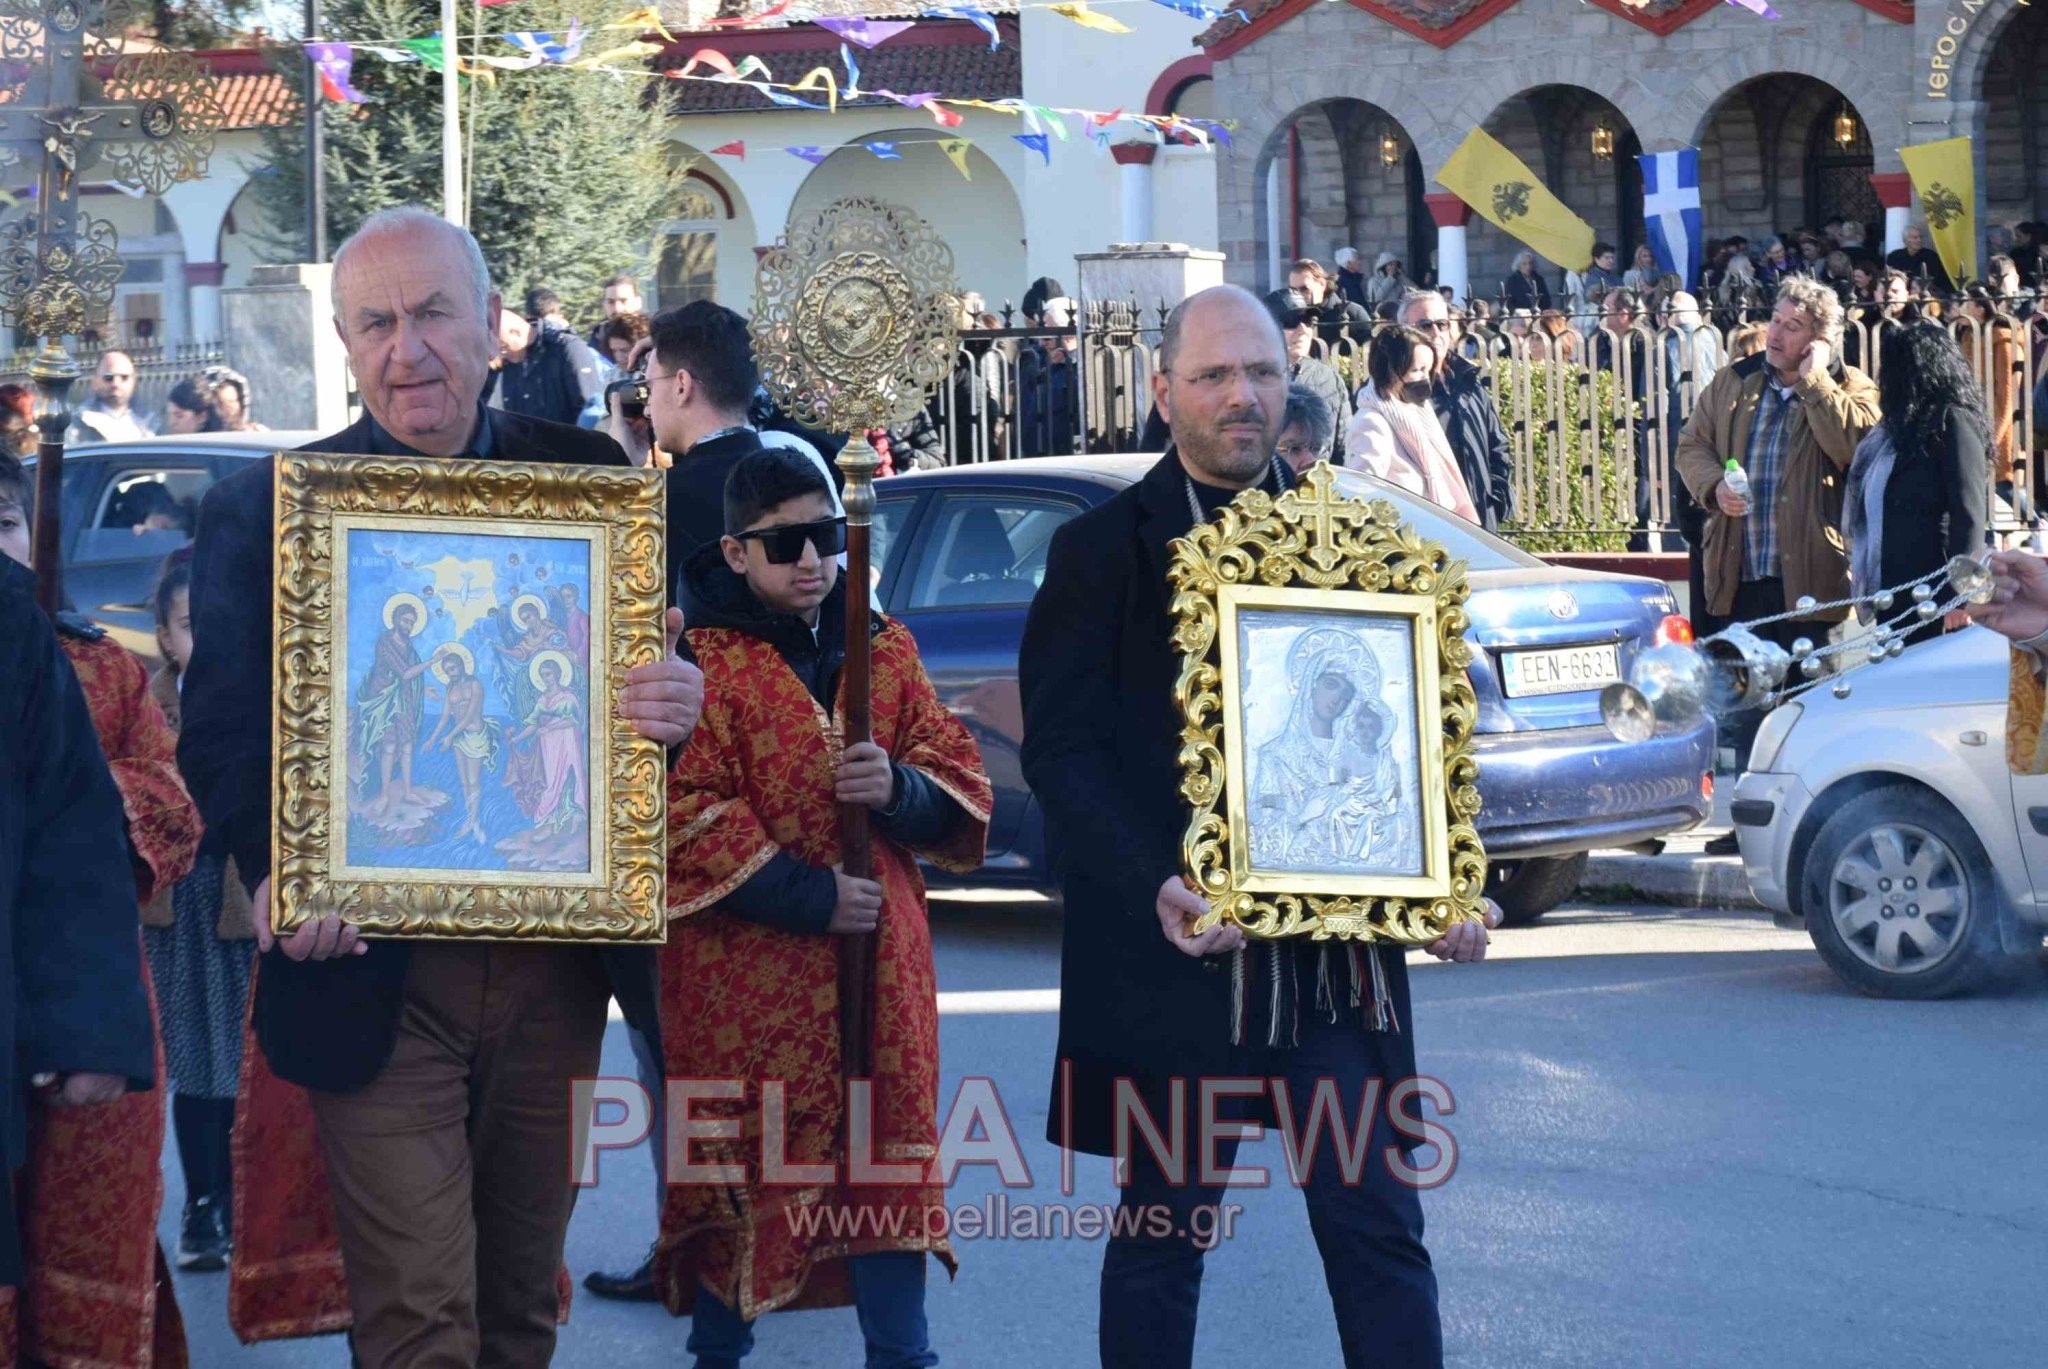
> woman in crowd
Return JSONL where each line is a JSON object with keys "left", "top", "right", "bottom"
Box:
{"left": 142, "top": 549, "right": 258, "bottom": 1270}
{"left": 597, "top": 311, "right": 650, "bottom": 371}
{"left": 1843, "top": 321, "right": 1988, "bottom": 645}
{"left": 1534, "top": 309, "right": 1581, "bottom": 364}
{"left": 1728, "top": 322, "right": 1769, "bottom": 361}
{"left": 1955, "top": 284, "right": 2020, "bottom": 497}
{"left": 0, "top": 382, "right": 33, "bottom": 456}
{"left": 1345, "top": 326, "right": 1479, "bottom": 521}
{"left": 161, "top": 375, "right": 224, "bottom": 435}
{"left": 1622, "top": 244, "right": 1661, "bottom": 294}
{"left": 1822, "top": 250, "right": 1858, "bottom": 304}
{"left": 202, "top": 366, "right": 265, "bottom": 432}
{"left": 1715, "top": 253, "right": 1760, "bottom": 328}
{"left": 1276, "top": 382, "right": 1335, "bottom": 474}
{"left": 1503, "top": 250, "right": 1552, "bottom": 313}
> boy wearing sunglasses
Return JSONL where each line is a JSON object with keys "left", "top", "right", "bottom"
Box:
{"left": 656, "top": 448, "right": 992, "bottom": 1366}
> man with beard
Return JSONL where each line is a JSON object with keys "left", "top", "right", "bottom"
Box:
{"left": 1020, "top": 284, "right": 1498, "bottom": 1369}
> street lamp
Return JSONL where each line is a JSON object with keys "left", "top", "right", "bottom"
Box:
{"left": 1380, "top": 130, "right": 1401, "bottom": 168}
{"left": 1591, "top": 122, "right": 1615, "bottom": 163}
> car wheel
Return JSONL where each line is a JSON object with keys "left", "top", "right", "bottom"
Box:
{"left": 1800, "top": 785, "right": 2006, "bottom": 999}
{"left": 1484, "top": 853, "right": 1588, "bottom": 927}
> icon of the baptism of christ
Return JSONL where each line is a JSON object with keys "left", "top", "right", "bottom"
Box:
{"left": 271, "top": 454, "right": 667, "bottom": 943}
{"left": 341, "top": 527, "right": 597, "bottom": 875}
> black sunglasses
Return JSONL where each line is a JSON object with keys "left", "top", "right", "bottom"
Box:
{"left": 733, "top": 516, "right": 847, "bottom": 564}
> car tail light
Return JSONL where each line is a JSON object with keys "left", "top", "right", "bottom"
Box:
{"left": 1655, "top": 614, "right": 1695, "bottom": 647}
{"left": 1702, "top": 772, "right": 1714, "bottom": 801}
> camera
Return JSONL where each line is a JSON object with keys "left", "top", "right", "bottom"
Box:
{"left": 605, "top": 373, "right": 649, "bottom": 420}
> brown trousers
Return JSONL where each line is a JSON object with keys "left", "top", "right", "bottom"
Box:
{"left": 307, "top": 943, "right": 609, "bottom": 1368}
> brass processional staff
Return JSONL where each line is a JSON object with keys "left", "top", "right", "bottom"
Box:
{"left": 749, "top": 198, "right": 959, "bottom": 1080}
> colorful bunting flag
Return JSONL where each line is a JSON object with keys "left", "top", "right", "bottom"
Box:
{"left": 939, "top": 137, "right": 974, "bottom": 180}
{"left": 712, "top": 140, "right": 745, "bottom": 158}
{"left": 789, "top": 65, "right": 839, "bottom": 112}
{"left": 867, "top": 141, "right": 902, "bottom": 160}
{"left": 609, "top": 6, "right": 675, "bottom": 40}
{"left": 1725, "top": 0, "right": 1778, "bottom": 15}
{"left": 929, "top": 6, "right": 1001, "bottom": 49}
{"left": 397, "top": 37, "right": 446, "bottom": 71}
{"left": 840, "top": 42, "right": 862, "bottom": 95}
{"left": 1014, "top": 132, "right": 1050, "bottom": 164}
{"left": 815, "top": 16, "right": 914, "bottom": 48}
{"left": 1147, "top": 0, "right": 1247, "bottom": 19}
{"left": 675, "top": 47, "right": 737, "bottom": 79}
{"left": 1049, "top": 2, "right": 1131, "bottom": 33}
{"left": 757, "top": 83, "right": 827, "bottom": 109}
{"left": 471, "top": 51, "right": 545, "bottom": 70}
{"left": 307, "top": 42, "right": 366, "bottom": 102}
{"left": 578, "top": 39, "right": 663, "bottom": 67}
{"left": 734, "top": 54, "right": 773, "bottom": 81}
{"left": 787, "top": 145, "right": 829, "bottom": 164}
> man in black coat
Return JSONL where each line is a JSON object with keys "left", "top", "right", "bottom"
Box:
{"left": 0, "top": 555, "right": 157, "bottom": 1289}
{"left": 1020, "top": 285, "right": 1497, "bottom": 1369}
{"left": 1398, "top": 290, "right": 1516, "bottom": 529}
{"left": 178, "top": 206, "right": 703, "bottom": 1365}
{"left": 491, "top": 308, "right": 605, "bottom": 428}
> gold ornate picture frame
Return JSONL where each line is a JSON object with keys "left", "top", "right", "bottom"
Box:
{"left": 1169, "top": 463, "right": 1488, "bottom": 944}
{"left": 272, "top": 453, "right": 668, "bottom": 942}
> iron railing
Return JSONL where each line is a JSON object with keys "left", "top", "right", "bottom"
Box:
{"left": 0, "top": 338, "right": 226, "bottom": 436}
{"left": 925, "top": 296, "right": 2048, "bottom": 551}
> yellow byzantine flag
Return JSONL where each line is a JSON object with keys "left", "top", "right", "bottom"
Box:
{"left": 1898, "top": 137, "right": 1978, "bottom": 287}
{"left": 1436, "top": 127, "right": 1594, "bottom": 273}
{"left": 939, "top": 138, "right": 974, "bottom": 181}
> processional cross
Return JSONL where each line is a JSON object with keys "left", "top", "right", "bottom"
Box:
{"left": 0, "top": 0, "right": 222, "bottom": 610}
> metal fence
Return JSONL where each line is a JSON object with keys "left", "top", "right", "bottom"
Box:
{"left": 0, "top": 338, "right": 226, "bottom": 427}
{"left": 926, "top": 296, "right": 2048, "bottom": 551}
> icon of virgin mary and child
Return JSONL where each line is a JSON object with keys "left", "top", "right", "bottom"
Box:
{"left": 1249, "top": 625, "right": 1412, "bottom": 875}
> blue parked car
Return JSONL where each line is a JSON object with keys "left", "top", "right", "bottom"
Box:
{"left": 872, "top": 454, "right": 1715, "bottom": 924}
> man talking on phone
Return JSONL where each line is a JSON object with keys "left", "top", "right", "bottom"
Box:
{"left": 1674, "top": 276, "right": 1879, "bottom": 791}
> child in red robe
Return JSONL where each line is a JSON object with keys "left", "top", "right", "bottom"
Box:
{"left": 656, "top": 449, "right": 990, "bottom": 1367}
{"left": 0, "top": 452, "right": 198, "bottom": 1366}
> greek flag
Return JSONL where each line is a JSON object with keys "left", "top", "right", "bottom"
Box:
{"left": 1640, "top": 148, "right": 1703, "bottom": 288}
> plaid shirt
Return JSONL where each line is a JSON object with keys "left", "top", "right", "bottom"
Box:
{"left": 1742, "top": 381, "right": 1800, "bottom": 580}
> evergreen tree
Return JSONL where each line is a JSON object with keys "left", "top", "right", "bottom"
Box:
{"left": 251, "top": 0, "right": 688, "bottom": 329}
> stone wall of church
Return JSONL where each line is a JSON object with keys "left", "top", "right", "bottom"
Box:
{"left": 1211, "top": 0, "right": 1919, "bottom": 293}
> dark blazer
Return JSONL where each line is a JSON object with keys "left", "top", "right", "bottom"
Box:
{"left": 1877, "top": 406, "right": 1990, "bottom": 612}
{"left": 0, "top": 559, "right": 156, "bottom": 1282}
{"left": 178, "top": 409, "right": 660, "bottom": 1094}
{"left": 665, "top": 429, "right": 766, "bottom": 599}
{"left": 1019, "top": 452, "right": 1414, "bottom": 1156}
{"left": 1431, "top": 354, "right": 1517, "bottom": 530}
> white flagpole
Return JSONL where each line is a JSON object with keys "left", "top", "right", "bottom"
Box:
{"left": 440, "top": 0, "right": 464, "bottom": 226}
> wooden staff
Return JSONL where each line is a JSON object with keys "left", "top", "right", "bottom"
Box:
{"left": 836, "top": 432, "right": 881, "bottom": 1083}
{"left": 27, "top": 343, "right": 80, "bottom": 616}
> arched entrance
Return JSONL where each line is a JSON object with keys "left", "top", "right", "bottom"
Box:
{"left": 1468, "top": 85, "right": 1643, "bottom": 297}
{"left": 1266, "top": 99, "right": 1426, "bottom": 286}
{"left": 1696, "top": 75, "right": 1876, "bottom": 247}
{"left": 788, "top": 132, "right": 1021, "bottom": 313}
{"left": 1980, "top": 0, "right": 2048, "bottom": 226}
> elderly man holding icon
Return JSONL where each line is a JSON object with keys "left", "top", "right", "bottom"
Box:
{"left": 179, "top": 205, "right": 702, "bottom": 1366}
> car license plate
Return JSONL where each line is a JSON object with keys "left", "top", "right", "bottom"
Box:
{"left": 1499, "top": 644, "right": 1622, "bottom": 698}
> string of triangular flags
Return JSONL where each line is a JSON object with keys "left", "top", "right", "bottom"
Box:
{"left": 706, "top": 134, "right": 1020, "bottom": 181}
{"left": 298, "top": 22, "right": 1234, "bottom": 151}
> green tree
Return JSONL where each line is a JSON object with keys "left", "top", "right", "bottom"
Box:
{"left": 1491, "top": 361, "right": 1638, "bottom": 554}
{"left": 251, "top": 0, "right": 689, "bottom": 329}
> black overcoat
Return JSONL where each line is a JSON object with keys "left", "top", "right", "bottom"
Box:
{"left": 177, "top": 409, "right": 661, "bottom": 1094}
{"left": 1019, "top": 452, "right": 1415, "bottom": 1157}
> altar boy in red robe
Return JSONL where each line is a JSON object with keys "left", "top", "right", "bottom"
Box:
{"left": 0, "top": 451, "right": 197, "bottom": 1367}
{"left": 656, "top": 449, "right": 990, "bottom": 1367}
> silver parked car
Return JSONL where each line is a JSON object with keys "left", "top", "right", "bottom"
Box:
{"left": 1731, "top": 626, "right": 2046, "bottom": 996}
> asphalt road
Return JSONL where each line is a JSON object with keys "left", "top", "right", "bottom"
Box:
{"left": 170, "top": 897, "right": 2048, "bottom": 1367}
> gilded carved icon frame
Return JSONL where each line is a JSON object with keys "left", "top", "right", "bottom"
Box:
{"left": 271, "top": 453, "right": 668, "bottom": 942}
{"left": 1169, "top": 462, "right": 1488, "bottom": 944}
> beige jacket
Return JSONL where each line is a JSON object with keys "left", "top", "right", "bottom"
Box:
{"left": 1674, "top": 352, "right": 1881, "bottom": 621}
